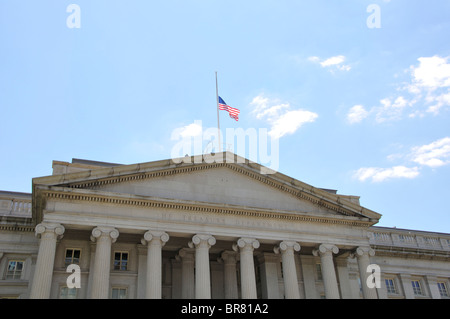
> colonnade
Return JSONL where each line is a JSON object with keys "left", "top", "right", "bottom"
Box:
{"left": 29, "top": 222, "right": 377, "bottom": 299}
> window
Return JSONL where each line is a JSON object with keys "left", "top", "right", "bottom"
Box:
{"left": 65, "top": 249, "right": 81, "bottom": 267}
{"left": 60, "top": 287, "right": 77, "bottom": 299}
{"left": 6, "top": 261, "right": 24, "bottom": 280}
{"left": 385, "top": 278, "right": 397, "bottom": 294}
{"left": 411, "top": 280, "right": 423, "bottom": 296}
{"left": 114, "top": 252, "right": 128, "bottom": 271}
{"left": 111, "top": 287, "right": 127, "bottom": 299}
{"left": 437, "top": 282, "right": 448, "bottom": 297}
{"left": 316, "top": 263, "right": 322, "bottom": 281}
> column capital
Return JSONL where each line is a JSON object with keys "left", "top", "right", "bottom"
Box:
{"left": 312, "top": 244, "right": 339, "bottom": 257}
{"left": 352, "top": 246, "right": 375, "bottom": 258}
{"left": 90, "top": 226, "right": 119, "bottom": 243}
{"left": 274, "top": 241, "right": 301, "bottom": 254}
{"left": 233, "top": 237, "right": 260, "bottom": 252}
{"left": 177, "top": 248, "right": 195, "bottom": 261}
{"left": 35, "top": 223, "right": 65, "bottom": 239}
{"left": 141, "top": 230, "right": 169, "bottom": 246}
{"left": 189, "top": 234, "right": 216, "bottom": 249}
{"left": 220, "top": 250, "right": 238, "bottom": 264}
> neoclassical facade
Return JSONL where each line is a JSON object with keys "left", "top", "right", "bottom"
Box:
{"left": 0, "top": 152, "right": 449, "bottom": 299}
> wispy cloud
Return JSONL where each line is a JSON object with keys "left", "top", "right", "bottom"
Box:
{"left": 354, "top": 137, "right": 450, "bottom": 182}
{"left": 354, "top": 166, "right": 420, "bottom": 182}
{"left": 410, "top": 137, "right": 450, "bottom": 168}
{"left": 308, "top": 55, "right": 351, "bottom": 72}
{"left": 170, "top": 122, "right": 203, "bottom": 140}
{"left": 347, "top": 105, "right": 369, "bottom": 124}
{"left": 250, "top": 95, "right": 318, "bottom": 139}
{"left": 347, "top": 55, "right": 450, "bottom": 124}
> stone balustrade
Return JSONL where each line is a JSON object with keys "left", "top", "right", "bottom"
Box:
{"left": 0, "top": 191, "right": 32, "bottom": 217}
{"left": 369, "top": 226, "right": 450, "bottom": 251}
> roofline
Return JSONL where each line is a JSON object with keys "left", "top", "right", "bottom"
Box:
{"left": 0, "top": 190, "right": 32, "bottom": 198}
{"left": 370, "top": 225, "right": 450, "bottom": 237}
{"left": 71, "top": 158, "right": 123, "bottom": 167}
{"left": 32, "top": 152, "right": 381, "bottom": 223}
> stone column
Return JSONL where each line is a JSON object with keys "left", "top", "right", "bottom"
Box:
{"left": 29, "top": 223, "right": 65, "bottom": 299}
{"left": 335, "top": 257, "right": 354, "bottom": 299}
{"left": 300, "top": 255, "right": 317, "bottom": 299}
{"left": 177, "top": 248, "right": 195, "bottom": 299}
{"left": 354, "top": 246, "right": 378, "bottom": 299}
{"left": 189, "top": 234, "right": 216, "bottom": 299}
{"left": 220, "top": 250, "right": 239, "bottom": 299}
{"left": 313, "top": 244, "right": 340, "bottom": 299}
{"left": 141, "top": 230, "right": 169, "bottom": 299}
{"left": 90, "top": 226, "right": 119, "bottom": 299}
{"left": 233, "top": 237, "right": 260, "bottom": 299}
{"left": 274, "top": 241, "right": 301, "bottom": 299}
{"left": 258, "top": 253, "right": 281, "bottom": 299}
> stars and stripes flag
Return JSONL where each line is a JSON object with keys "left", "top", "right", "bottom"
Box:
{"left": 218, "top": 96, "right": 240, "bottom": 121}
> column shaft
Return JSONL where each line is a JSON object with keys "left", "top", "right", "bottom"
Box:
{"left": 355, "top": 247, "right": 378, "bottom": 299}
{"left": 221, "top": 251, "right": 239, "bottom": 299}
{"left": 30, "top": 223, "right": 65, "bottom": 299}
{"left": 276, "top": 241, "right": 301, "bottom": 299}
{"left": 178, "top": 248, "right": 195, "bottom": 299}
{"left": 189, "top": 234, "right": 216, "bottom": 299}
{"left": 90, "top": 227, "right": 119, "bottom": 299}
{"left": 234, "top": 238, "right": 260, "bottom": 299}
{"left": 313, "top": 244, "right": 340, "bottom": 299}
{"left": 142, "top": 231, "right": 169, "bottom": 299}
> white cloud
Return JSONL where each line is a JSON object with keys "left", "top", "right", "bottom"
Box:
{"left": 250, "top": 95, "right": 318, "bottom": 139}
{"left": 269, "top": 110, "right": 318, "bottom": 139}
{"left": 351, "top": 55, "right": 450, "bottom": 123}
{"left": 171, "top": 122, "right": 202, "bottom": 140}
{"left": 410, "top": 137, "right": 450, "bottom": 168}
{"left": 308, "top": 55, "right": 351, "bottom": 72}
{"left": 374, "top": 96, "right": 410, "bottom": 123}
{"left": 354, "top": 137, "right": 450, "bottom": 183}
{"left": 347, "top": 105, "right": 369, "bottom": 124}
{"left": 354, "top": 166, "right": 420, "bottom": 183}
{"left": 426, "top": 91, "right": 450, "bottom": 115}
{"left": 320, "top": 55, "right": 346, "bottom": 67}
{"left": 411, "top": 56, "right": 450, "bottom": 89}
{"left": 251, "top": 95, "right": 290, "bottom": 120}
{"left": 308, "top": 56, "right": 320, "bottom": 63}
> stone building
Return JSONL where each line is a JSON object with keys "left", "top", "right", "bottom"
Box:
{"left": 0, "top": 152, "right": 449, "bottom": 299}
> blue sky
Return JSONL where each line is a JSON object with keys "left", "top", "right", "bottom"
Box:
{"left": 1, "top": 1, "right": 449, "bottom": 233}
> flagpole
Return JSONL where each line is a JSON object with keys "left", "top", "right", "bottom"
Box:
{"left": 215, "top": 71, "right": 222, "bottom": 152}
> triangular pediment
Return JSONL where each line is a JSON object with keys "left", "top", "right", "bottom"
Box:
{"left": 32, "top": 152, "right": 381, "bottom": 223}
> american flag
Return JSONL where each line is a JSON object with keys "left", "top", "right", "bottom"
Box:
{"left": 218, "top": 96, "right": 240, "bottom": 121}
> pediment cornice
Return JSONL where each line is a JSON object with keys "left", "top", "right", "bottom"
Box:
{"left": 32, "top": 152, "right": 381, "bottom": 224}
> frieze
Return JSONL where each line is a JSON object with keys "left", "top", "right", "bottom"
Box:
{"left": 43, "top": 190, "right": 372, "bottom": 228}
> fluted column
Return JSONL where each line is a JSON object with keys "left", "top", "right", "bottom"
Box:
{"left": 313, "top": 244, "right": 340, "bottom": 299}
{"left": 141, "top": 230, "right": 169, "bottom": 299}
{"left": 30, "top": 223, "right": 65, "bottom": 299}
{"left": 189, "top": 234, "right": 216, "bottom": 299}
{"left": 274, "top": 241, "right": 301, "bottom": 299}
{"left": 220, "top": 250, "right": 239, "bottom": 299}
{"left": 354, "top": 246, "right": 378, "bottom": 299}
{"left": 233, "top": 237, "right": 260, "bottom": 299}
{"left": 90, "top": 226, "right": 119, "bottom": 299}
{"left": 177, "top": 248, "right": 195, "bottom": 299}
